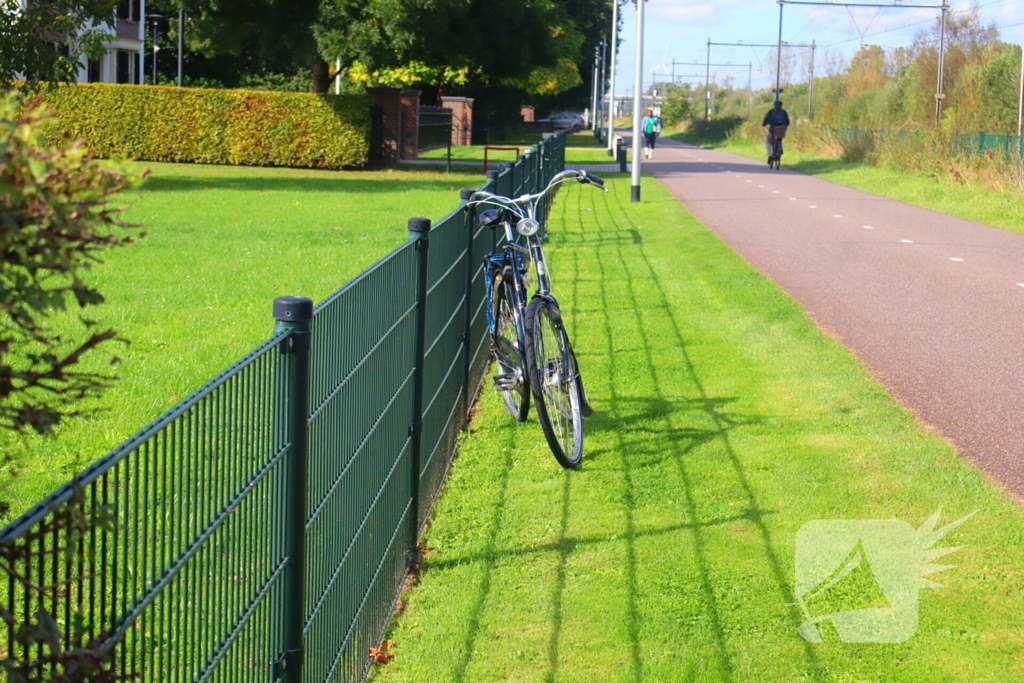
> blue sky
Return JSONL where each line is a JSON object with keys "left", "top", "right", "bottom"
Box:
{"left": 608, "top": 0, "right": 1024, "bottom": 96}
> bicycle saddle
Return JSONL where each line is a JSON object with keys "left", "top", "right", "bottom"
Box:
{"left": 477, "top": 209, "right": 504, "bottom": 227}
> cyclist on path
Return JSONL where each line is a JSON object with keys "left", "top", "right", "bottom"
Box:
{"left": 762, "top": 101, "right": 790, "bottom": 163}
{"left": 641, "top": 109, "right": 661, "bottom": 159}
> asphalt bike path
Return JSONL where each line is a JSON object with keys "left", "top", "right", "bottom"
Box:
{"left": 628, "top": 133, "right": 1024, "bottom": 497}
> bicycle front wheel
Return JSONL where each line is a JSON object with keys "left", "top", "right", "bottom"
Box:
{"left": 493, "top": 272, "right": 530, "bottom": 421}
{"left": 524, "top": 298, "right": 584, "bottom": 468}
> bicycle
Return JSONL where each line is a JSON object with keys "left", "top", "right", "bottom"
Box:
{"left": 769, "top": 125, "right": 787, "bottom": 169}
{"left": 469, "top": 169, "right": 605, "bottom": 468}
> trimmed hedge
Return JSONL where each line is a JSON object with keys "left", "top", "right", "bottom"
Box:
{"left": 38, "top": 83, "right": 370, "bottom": 169}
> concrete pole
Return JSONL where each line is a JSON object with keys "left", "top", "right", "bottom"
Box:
{"left": 775, "top": 1, "right": 784, "bottom": 102}
{"left": 1018, "top": 38, "right": 1024, "bottom": 136}
{"left": 177, "top": 8, "right": 183, "bottom": 87}
{"left": 747, "top": 62, "right": 753, "bottom": 119}
{"left": 935, "top": 0, "right": 948, "bottom": 126}
{"left": 705, "top": 38, "right": 711, "bottom": 120}
{"left": 600, "top": 38, "right": 607, "bottom": 130}
{"left": 607, "top": 0, "right": 618, "bottom": 154}
{"left": 591, "top": 45, "right": 600, "bottom": 129}
{"left": 630, "top": 0, "right": 645, "bottom": 203}
{"left": 808, "top": 40, "right": 815, "bottom": 119}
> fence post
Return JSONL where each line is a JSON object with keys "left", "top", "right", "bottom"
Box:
{"left": 460, "top": 189, "right": 476, "bottom": 421}
{"left": 486, "top": 170, "right": 500, "bottom": 251}
{"left": 617, "top": 138, "right": 627, "bottom": 173}
{"left": 272, "top": 296, "right": 313, "bottom": 683}
{"left": 407, "top": 217, "right": 431, "bottom": 553}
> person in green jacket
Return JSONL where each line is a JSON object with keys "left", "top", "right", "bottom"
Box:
{"left": 641, "top": 109, "right": 661, "bottom": 159}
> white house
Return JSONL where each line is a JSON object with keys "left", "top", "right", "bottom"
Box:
{"left": 16, "top": 0, "right": 146, "bottom": 84}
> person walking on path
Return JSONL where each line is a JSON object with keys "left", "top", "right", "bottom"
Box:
{"left": 641, "top": 109, "right": 662, "bottom": 159}
{"left": 762, "top": 101, "right": 790, "bottom": 164}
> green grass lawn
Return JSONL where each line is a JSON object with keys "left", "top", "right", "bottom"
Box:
{"left": 418, "top": 145, "right": 623, "bottom": 166}
{"left": 485, "top": 132, "right": 609, "bottom": 149}
{"left": 670, "top": 131, "right": 1024, "bottom": 235}
{"left": 370, "top": 173, "right": 1024, "bottom": 682}
{"left": 0, "top": 162, "right": 481, "bottom": 519}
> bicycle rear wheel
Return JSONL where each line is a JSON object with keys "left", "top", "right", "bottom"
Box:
{"left": 492, "top": 272, "right": 530, "bottom": 421}
{"left": 524, "top": 297, "right": 584, "bottom": 468}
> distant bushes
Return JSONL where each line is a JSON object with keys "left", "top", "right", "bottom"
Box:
{"left": 38, "top": 83, "right": 370, "bottom": 169}
{"left": 686, "top": 116, "right": 745, "bottom": 143}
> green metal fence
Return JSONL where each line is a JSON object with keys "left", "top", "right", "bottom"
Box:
{"left": 830, "top": 126, "right": 1024, "bottom": 161}
{"left": 0, "top": 132, "right": 566, "bottom": 682}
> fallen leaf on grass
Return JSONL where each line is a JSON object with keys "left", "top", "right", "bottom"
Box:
{"left": 369, "top": 640, "right": 394, "bottom": 664}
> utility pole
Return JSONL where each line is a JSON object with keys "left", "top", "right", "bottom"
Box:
{"left": 607, "top": 0, "right": 619, "bottom": 155}
{"left": 591, "top": 45, "right": 599, "bottom": 129}
{"left": 808, "top": 40, "right": 816, "bottom": 119}
{"left": 935, "top": 0, "right": 949, "bottom": 126}
{"left": 747, "top": 62, "right": 753, "bottom": 119}
{"left": 630, "top": 0, "right": 645, "bottom": 203}
{"left": 705, "top": 38, "right": 712, "bottom": 120}
{"left": 775, "top": 1, "right": 784, "bottom": 102}
{"left": 1018, "top": 35, "right": 1024, "bottom": 136}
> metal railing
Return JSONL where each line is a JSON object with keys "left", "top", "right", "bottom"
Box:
{"left": 0, "top": 132, "right": 567, "bottom": 683}
{"left": 829, "top": 126, "right": 1024, "bottom": 161}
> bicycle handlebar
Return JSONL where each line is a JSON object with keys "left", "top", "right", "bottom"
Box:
{"left": 466, "top": 169, "right": 608, "bottom": 220}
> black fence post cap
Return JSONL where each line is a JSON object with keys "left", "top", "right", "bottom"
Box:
{"left": 459, "top": 188, "right": 475, "bottom": 200}
{"left": 408, "top": 217, "right": 431, "bottom": 234}
{"left": 273, "top": 296, "right": 314, "bottom": 322}
{"left": 485, "top": 170, "right": 499, "bottom": 180}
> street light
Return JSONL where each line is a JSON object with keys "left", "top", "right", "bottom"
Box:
{"left": 147, "top": 14, "right": 164, "bottom": 86}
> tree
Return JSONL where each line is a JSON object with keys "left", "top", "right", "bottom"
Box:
{"left": 315, "top": 0, "right": 598, "bottom": 96}
{"left": 661, "top": 82, "right": 693, "bottom": 126}
{"left": 0, "top": 0, "right": 118, "bottom": 88}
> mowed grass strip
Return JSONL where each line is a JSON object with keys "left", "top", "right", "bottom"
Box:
{"left": 669, "top": 131, "right": 1024, "bottom": 235}
{"left": 1, "top": 162, "right": 481, "bottom": 518}
{"left": 371, "top": 174, "right": 1024, "bottom": 682}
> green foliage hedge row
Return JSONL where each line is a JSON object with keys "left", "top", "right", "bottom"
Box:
{"left": 38, "top": 84, "right": 370, "bottom": 169}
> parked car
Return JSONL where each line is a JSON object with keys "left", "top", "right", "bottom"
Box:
{"left": 537, "top": 112, "right": 585, "bottom": 133}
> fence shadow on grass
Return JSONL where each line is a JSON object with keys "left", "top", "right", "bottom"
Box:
{"left": 591, "top": 182, "right": 826, "bottom": 682}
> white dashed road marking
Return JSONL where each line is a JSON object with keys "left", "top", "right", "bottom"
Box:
{"left": 900, "top": 240, "right": 914, "bottom": 243}
{"left": 863, "top": 225, "right": 874, "bottom": 229}
{"left": 950, "top": 258, "right": 965, "bottom": 262}
{"left": 833, "top": 215, "right": 843, "bottom": 218}
{"left": 809, "top": 205, "right": 818, "bottom": 208}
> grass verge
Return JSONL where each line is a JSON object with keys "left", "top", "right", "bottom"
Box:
{"left": 670, "top": 130, "right": 1024, "bottom": 235}
{"left": 1, "top": 162, "right": 481, "bottom": 519}
{"left": 370, "top": 173, "right": 1024, "bottom": 682}
{"left": 418, "top": 145, "right": 622, "bottom": 166}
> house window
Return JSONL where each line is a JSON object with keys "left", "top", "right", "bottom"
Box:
{"left": 87, "top": 57, "right": 101, "bottom": 83}
{"left": 116, "top": 50, "right": 131, "bottom": 84}
{"left": 116, "top": 0, "right": 140, "bottom": 22}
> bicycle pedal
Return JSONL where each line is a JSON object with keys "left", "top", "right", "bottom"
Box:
{"left": 493, "top": 373, "right": 521, "bottom": 391}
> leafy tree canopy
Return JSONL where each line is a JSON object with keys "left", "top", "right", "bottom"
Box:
{"left": 0, "top": 0, "right": 118, "bottom": 88}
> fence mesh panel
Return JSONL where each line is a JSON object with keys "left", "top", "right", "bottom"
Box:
{"left": 0, "top": 132, "right": 567, "bottom": 683}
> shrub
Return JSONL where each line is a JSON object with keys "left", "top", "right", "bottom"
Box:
{"left": 37, "top": 84, "right": 370, "bottom": 169}
{"left": 0, "top": 92, "right": 143, "bottom": 437}
{"left": 838, "top": 129, "right": 878, "bottom": 163}
{"left": 688, "top": 116, "right": 744, "bottom": 142}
